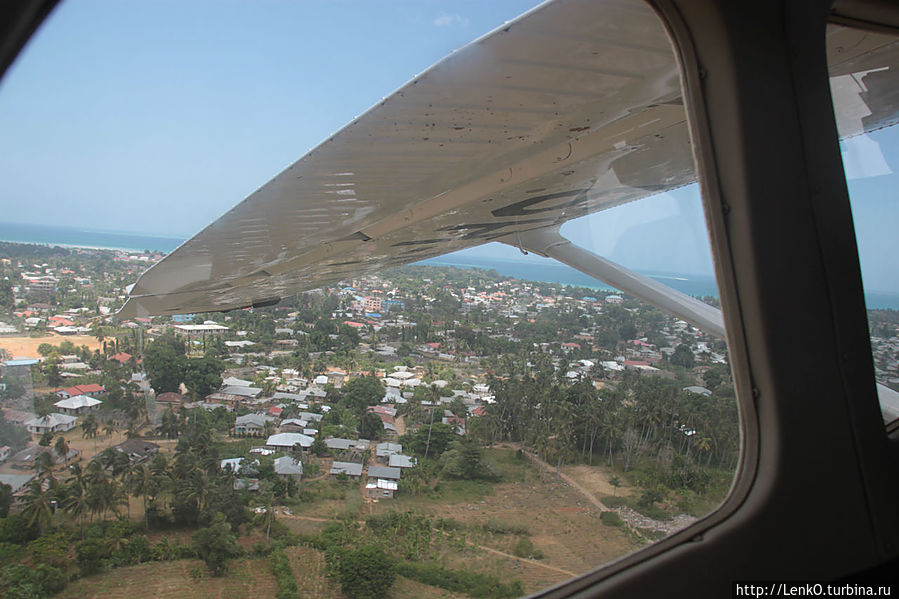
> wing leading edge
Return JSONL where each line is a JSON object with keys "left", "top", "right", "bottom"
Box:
{"left": 118, "top": 1, "right": 899, "bottom": 319}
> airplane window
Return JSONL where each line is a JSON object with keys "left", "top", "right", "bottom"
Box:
{"left": 0, "top": 1, "right": 742, "bottom": 597}
{"left": 826, "top": 24, "right": 899, "bottom": 424}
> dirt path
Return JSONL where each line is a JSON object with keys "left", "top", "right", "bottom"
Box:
{"left": 470, "top": 542, "right": 577, "bottom": 577}
{"left": 278, "top": 514, "right": 331, "bottom": 523}
{"left": 498, "top": 443, "right": 695, "bottom": 536}
{"left": 500, "top": 444, "right": 608, "bottom": 512}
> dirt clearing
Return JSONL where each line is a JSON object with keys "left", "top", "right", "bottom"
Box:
{"left": 0, "top": 333, "right": 101, "bottom": 358}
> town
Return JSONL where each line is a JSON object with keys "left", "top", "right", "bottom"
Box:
{"left": 0, "top": 240, "right": 892, "bottom": 598}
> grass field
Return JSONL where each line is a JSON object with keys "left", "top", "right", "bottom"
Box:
{"left": 45, "top": 447, "right": 651, "bottom": 599}
{"left": 57, "top": 557, "right": 279, "bottom": 599}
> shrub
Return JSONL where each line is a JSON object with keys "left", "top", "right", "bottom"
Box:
{"left": 0, "top": 563, "right": 67, "bottom": 598}
{"left": 192, "top": 514, "right": 241, "bottom": 576}
{"left": 326, "top": 545, "right": 395, "bottom": 599}
{"left": 511, "top": 536, "right": 544, "bottom": 559}
{"left": 600, "top": 511, "right": 625, "bottom": 527}
{"left": 395, "top": 561, "right": 523, "bottom": 599}
{"left": 75, "top": 538, "right": 111, "bottom": 576}
{"left": 270, "top": 547, "right": 298, "bottom": 599}
{"left": 482, "top": 518, "right": 530, "bottom": 536}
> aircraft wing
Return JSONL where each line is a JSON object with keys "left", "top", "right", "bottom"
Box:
{"left": 118, "top": 0, "right": 899, "bottom": 318}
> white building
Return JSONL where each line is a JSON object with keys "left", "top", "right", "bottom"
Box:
{"left": 53, "top": 394, "right": 102, "bottom": 415}
{"left": 265, "top": 432, "right": 314, "bottom": 450}
{"left": 25, "top": 413, "right": 76, "bottom": 434}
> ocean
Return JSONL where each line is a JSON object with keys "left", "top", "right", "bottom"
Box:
{"left": 0, "top": 221, "right": 184, "bottom": 254}
{"left": 2, "top": 220, "right": 898, "bottom": 309}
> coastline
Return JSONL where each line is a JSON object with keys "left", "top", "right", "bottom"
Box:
{"left": 3, "top": 221, "right": 898, "bottom": 309}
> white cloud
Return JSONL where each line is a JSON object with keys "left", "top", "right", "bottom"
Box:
{"left": 433, "top": 13, "right": 469, "bottom": 27}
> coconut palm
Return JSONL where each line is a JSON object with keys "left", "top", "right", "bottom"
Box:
{"left": 54, "top": 435, "right": 70, "bottom": 466}
{"left": 21, "top": 478, "right": 55, "bottom": 534}
{"left": 82, "top": 413, "right": 99, "bottom": 453}
{"left": 62, "top": 480, "right": 90, "bottom": 537}
{"left": 127, "top": 463, "right": 153, "bottom": 528}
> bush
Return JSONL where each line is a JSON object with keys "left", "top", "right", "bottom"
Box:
{"left": 600, "top": 511, "right": 625, "bottom": 527}
{"left": 270, "top": 547, "right": 298, "bottom": 599}
{"left": 395, "top": 561, "right": 523, "bottom": 599}
{"left": 27, "top": 531, "right": 71, "bottom": 569}
{"left": 0, "top": 514, "right": 39, "bottom": 544}
{"left": 511, "top": 536, "right": 543, "bottom": 559}
{"left": 326, "top": 545, "right": 395, "bottom": 599}
{"left": 123, "top": 534, "right": 152, "bottom": 565}
{"left": 192, "top": 514, "right": 241, "bottom": 576}
{"left": 482, "top": 518, "right": 530, "bottom": 536}
{"left": 0, "top": 563, "right": 67, "bottom": 598}
{"left": 75, "top": 538, "right": 111, "bottom": 576}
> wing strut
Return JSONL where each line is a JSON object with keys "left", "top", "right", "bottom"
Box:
{"left": 502, "top": 227, "right": 899, "bottom": 422}
{"left": 499, "top": 227, "right": 726, "bottom": 338}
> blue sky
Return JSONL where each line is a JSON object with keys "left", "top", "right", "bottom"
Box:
{"left": 0, "top": 0, "right": 896, "bottom": 292}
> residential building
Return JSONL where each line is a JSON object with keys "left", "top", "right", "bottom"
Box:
{"left": 53, "top": 394, "right": 102, "bottom": 415}
{"left": 25, "top": 413, "right": 76, "bottom": 434}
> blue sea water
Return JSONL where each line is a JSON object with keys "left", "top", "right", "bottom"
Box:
{"left": 419, "top": 255, "right": 721, "bottom": 298}
{"left": 2, "top": 220, "right": 898, "bottom": 309}
{"left": 0, "top": 221, "right": 184, "bottom": 253}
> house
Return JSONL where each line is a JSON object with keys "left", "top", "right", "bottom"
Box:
{"left": 368, "top": 465, "right": 401, "bottom": 481}
{"left": 9, "top": 444, "right": 78, "bottom": 469}
{"left": 325, "top": 438, "right": 354, "bottom": 451}
{"left": 266, "top": 432, "right": 314, "bottom": 450}
{"left": 376, "top": 442, "right": 402, "bottom": 460}
{"left": 683, "top": 385, "right": 713, "bottom": 397}
{"left": 55, "top": 383, "right": 105, "bottom": 399}
{"left": 388, "top": 454, "right": 417, "bottom": 469}
{"left": 0, "top": 473, "right": 34, "bottom": 504}
{"left": 298, "top": 411, "right": 324, "bottom": 423}
{"left": 108, "top": 352, "right": 132, "bottom": 365}
{"left": 365, "top": 478, "right": 398, "bottom": 499}
{"left": 53, "top": 394, "right": 102, "bottom": 415}
{"left": 155, "top": 392, "right": 184, "bottom": 407}
{"left": 25, "top": 413, "right": 76, "bottom": 434}
{"left": 330, "top": 461, "right": 363, "bottom": 478}
{"left": 273, "top": 456, "right": 303, "bottom": 480}
{"left": 279, "top": 418, "right": 308, "bottom": 433}
{"left": 234, "top": 414, "right": 276, "bottom": 436}
{"left": 112, "top": 438, "right": 159, "bottom": 464}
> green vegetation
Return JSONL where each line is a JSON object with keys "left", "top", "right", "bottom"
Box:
{"left": 395, "top": 561, "right": 524, "bottom": 599}
{"left": 600, "top": 511, "right": 625, "bottom": 528}
{"left": 270, "top": 546, "right": 299, "bottom": 599}
{"left": 325, "top": 545, "right": 395, "bottom": 599}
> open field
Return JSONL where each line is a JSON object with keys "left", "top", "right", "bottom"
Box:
{"left": 562, "top": 463, "right": 636, "bottom": 498}
{"left": 288, "top": 448, "right": 643, "bottom": 595}
{"left": 57, "top": 557, "right": 279, "bottom": 599}
{"left": 0, "top": 333, "right": 101, "bottom": 358}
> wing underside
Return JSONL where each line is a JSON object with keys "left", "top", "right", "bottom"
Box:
{"left": 118, "top": 0, "right": 899, "bottom": 318}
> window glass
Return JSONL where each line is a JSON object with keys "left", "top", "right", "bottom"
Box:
{"left": 827, "top": 24, "right": 899, "bottom": 423}
{"left": 0, "top": 1, "right": 739, "bottom": 596}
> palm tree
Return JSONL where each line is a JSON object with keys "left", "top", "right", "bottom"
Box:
{"left": 127, "top": 463, "right": 153, "bottom": 528}
{"left": 62, "top": 480, "right": 90, "bottom": 537}
{"left": 255, "top": 489, "right": 276, "bottom": 545}
{"left": 103, "top": 421, "right": 117, "bottom": 440}
{"left": 21, "top": 479, "right": 55, "bottom": 534}
{"left": 54, "top": 436, "right": 70, "bottom": 466}
{"left": 82, "top": 413, "right": 99, "bottom": 453}
{"left": 35, "top": 450, "right": 56, "bottom": 480}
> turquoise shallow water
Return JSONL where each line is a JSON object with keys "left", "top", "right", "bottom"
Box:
{"left": 2, "top": 221, "right": 897, "bottom": 309}
{"left": 0, "top": 221, "right": 184, "bottom": 253}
